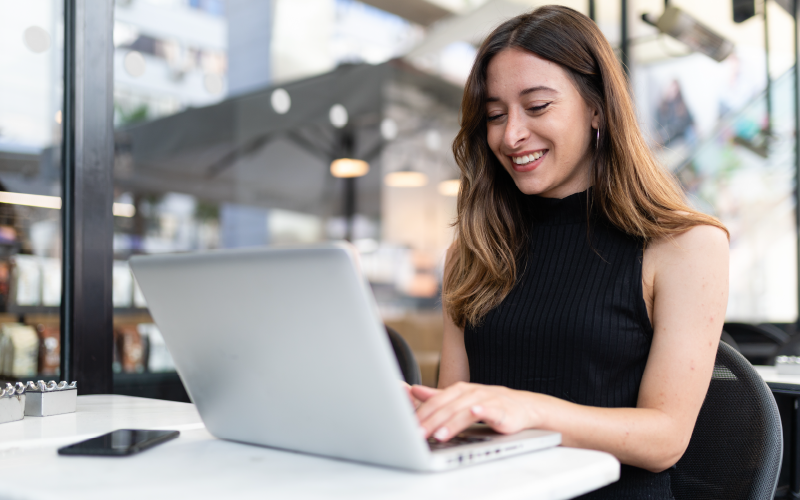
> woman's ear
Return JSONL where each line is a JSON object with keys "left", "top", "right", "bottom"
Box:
{"left": 591, "top": 107, "right": 600, "bottom": 130}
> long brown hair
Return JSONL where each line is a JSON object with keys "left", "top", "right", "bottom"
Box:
{"left": 444, "top": 5, "right": 728, "bottom": 328}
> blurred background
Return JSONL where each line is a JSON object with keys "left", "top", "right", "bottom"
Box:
{"left": 1, "top": 0, "right": 798, "bottom": 395}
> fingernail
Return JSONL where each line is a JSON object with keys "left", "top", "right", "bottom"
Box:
{"left": 434, "top": 427, "right": 449, "bottom": 441}
{"left": 419, "top": 427, "right": 427, "bottom": 437}
{"left": 471, "top": 405, "right": 483, "bottom": 415}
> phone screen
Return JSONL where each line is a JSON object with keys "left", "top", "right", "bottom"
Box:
{"left": 58, "top": 429, "right": 180, "bottom": 456}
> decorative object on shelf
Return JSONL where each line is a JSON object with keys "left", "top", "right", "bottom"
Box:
{"left": 776, "top": 356, "right": 800, "bottom": 375}
{"left": 35, "top": 322, "right": 60, "bottom": 376}
{"left": 24, "top": 380, "right": 77, "bottom": 417}
{"left": 0, "top": 382, "right": 26, "bottom": 424}
{"left": 114, "top": 325, "right": 145, "bottom": 373}
{"left": 0, "top": 323, "right": 39, "bottom": 376}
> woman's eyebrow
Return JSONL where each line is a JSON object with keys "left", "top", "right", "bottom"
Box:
{"left": 519, "top": 85, "right": 558, "bottom": 96}
{"left": 486, "top": 86, "right": 559, "bottom": 103}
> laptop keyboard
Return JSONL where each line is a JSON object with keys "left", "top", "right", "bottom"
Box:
{"left": 427, "top": 433, "right": 492, "bottom": 450}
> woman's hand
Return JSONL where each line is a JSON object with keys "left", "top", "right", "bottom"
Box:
{"left": 411, "top": 382, "right": 541, "bottom": 441}
{"left": 402, "top": 381, "right": 423, "bottom": 409}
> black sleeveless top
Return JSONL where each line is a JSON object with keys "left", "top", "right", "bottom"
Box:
{"left": 464, "top": 190, "right": 673, "bottom": 499}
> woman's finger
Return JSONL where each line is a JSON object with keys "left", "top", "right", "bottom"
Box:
{"left": 414, "top": 382, "right": 472, "bottom": 422}
{"left": 428, "top": 402, "right": 484, "bottom": 442}
{"left": 402, "top": 383, "right": 423, "bottom": 409}
{"left": 410, "top": 384, "right": 439, "bottom": 402}
{"left": 418, "top": 389, "right": 488, "bottom": 438}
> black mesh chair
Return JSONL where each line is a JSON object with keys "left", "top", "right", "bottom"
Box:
{"left": 386, "top": 325, "right": 422, "bottom": 386}
{"left": 671, "top": 341, "right": 783, "bottom": 500}
{"left": 720, "top": 330, "right": 740, "bottom": 352}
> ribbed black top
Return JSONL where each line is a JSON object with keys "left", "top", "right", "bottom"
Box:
{"left": 464, "top": 190, "right": 673, "bottom": 499}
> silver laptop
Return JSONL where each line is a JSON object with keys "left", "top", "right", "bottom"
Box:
{"left": 129, "top": 243, "right": 560, "bottom": 471}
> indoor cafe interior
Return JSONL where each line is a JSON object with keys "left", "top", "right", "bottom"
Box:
{"left": 3, "top": 0, "right": 800, "bottom": 498}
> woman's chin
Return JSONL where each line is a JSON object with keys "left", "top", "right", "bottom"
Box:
{"left": 512, "top": 177, "right": 551, "bottom": 197}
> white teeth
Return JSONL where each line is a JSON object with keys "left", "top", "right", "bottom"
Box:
{"left": 512, "top": 152, "right": 544, "bottom": 165}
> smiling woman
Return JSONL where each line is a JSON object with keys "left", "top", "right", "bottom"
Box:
{"left": 409, "top": 5, "right": 732, "bottom": 500}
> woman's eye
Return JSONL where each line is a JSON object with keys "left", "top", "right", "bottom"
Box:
{"left": 528, "top": 103, "right": 550, "bottom": 112}
{"left": 487, "top": 113, "right": 505, "bottom": 122}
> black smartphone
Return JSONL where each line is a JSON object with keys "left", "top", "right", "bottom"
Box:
{"left": 58, "top": 429, "right": 180, "bottom": 456}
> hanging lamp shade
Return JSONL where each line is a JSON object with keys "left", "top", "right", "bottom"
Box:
{"left": 385, "top": 170, "right": 427, "bottom": 187}
{"left": 330, "top": 158, "right": 369, "bottom": 178}
{"left": 438, "top": 179, "right": 460, "bottom": 196}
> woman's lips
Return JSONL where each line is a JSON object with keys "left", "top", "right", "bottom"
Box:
{"left": 509, "top": 150, "right": 547, "bottom": 172}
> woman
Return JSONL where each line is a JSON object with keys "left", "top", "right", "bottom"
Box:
{"left": 408, "top": 6, "right": 729, "bottom": 499}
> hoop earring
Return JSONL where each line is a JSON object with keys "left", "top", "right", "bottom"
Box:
{"left": 596, "top": 128, "right": 600, "bottom": 149}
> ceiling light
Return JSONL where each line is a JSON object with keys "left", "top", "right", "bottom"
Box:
{"left": 23, "top": 26, "right": 50, "bottom": 53}
{"left": 438, "top": 179, "right": 460, "bottom": 196}
{"left": 203, "top": 74, "right": 224, "bottom": 95}
{"left": 0, "top": 192, "right": 135, "bottom": 217}
{"left": 271, "top": 88, "right": 291, "bottom": 114}
{"left": 331, "top": 158, "right": 369, "bottom": 178}
{"left": 112, "top": 203, "right": 136, "bottom": 217}
{"left": 385, "top": 171, "right": 428, "bottom": 187}
{"left": 123, "top": 50, "right": 146, "bottom": 77}
{"left": 0, "top": 192, "right": 61, "bottom": 210}
{"left": 329, "top": 104, "right": 349, "bottom": 128}
{"left": 380, "top": 118, "right": 398, "bottom": 140}
{"left": 643, "top": 6, "right": 733, "bottom": 62}
{"left": 425, "top": 130, "right": 441, "bottom": 151}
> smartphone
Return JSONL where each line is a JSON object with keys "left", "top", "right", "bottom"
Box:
{"left": 58, "top": 429, "right": 180, "bottom": 456}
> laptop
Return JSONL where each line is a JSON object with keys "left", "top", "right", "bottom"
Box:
{"left": 129, "top": 243, "right": 561, "bottom": 471}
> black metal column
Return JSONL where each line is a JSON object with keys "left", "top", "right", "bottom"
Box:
{"left": 343, "top": 177, "right": 357, "bottom": 242}
{"left": 621, "top": 0, "right": 630, "bottom": 77}
{"left": 60, "top": 0, "right": 115, "bottom": 394}
{"left": 765, "top": 0, "right": 773, "bottom": 134}
{"left": 588, "top": 0, "right": 595, "bottom": 22}
{"left": 793, "top": 398, "right": 800, "bottom": 497}
{"left": 338, "top": 128, "right": 357, "bottom": 242}
{"left": 794, "top": 0, "right": 800, "bottom": 328}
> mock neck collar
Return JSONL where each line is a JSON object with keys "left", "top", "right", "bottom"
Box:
{"left": 524, "top": 188, "right": 593, "bottom": 225}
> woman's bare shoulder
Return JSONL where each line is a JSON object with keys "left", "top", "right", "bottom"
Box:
{"left": 646, "top": 224, "right": 729, "bottom": 283}
{"left": 648, "top": 224, "right": 728, "bottom": 255}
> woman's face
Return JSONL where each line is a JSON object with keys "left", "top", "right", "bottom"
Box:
{"left": 485, "top": 47, "right": 599, "bottom": 198}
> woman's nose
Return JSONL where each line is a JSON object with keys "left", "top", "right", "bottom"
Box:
{"left": 503, "top": 109, "right": 529, "bottom": 149}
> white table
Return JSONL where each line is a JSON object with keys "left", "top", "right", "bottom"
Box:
{"left": 0, "top": 395, "right": 619, "bottom": 500}
{"left": 754, "top": 365, "right": 800, "bottom": 390}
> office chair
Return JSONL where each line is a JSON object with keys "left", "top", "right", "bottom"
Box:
{"left": 723, "top": 322, "right": 789, "bottom": 365}
{"left": 720, "top": 330, "right": 740, "bottom": 352}
{"left": 671, "top": 341, "right": 782, "bottom": 500}
{"left": 386, "top": 325, "right": 422, "bottom": 386}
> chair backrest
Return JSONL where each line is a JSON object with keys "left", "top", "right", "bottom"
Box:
{"left": 386, "top": 325, "right": 422, "bottom": 386}
{"left": 719, "top": 331, "right": 740, "bottom": 352}
{"left": 671, "top": 341, "right": 782, "bottom": 500}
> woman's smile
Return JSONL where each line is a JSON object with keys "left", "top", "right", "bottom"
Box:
{"left": 508, "top": 149, "right": 548, "bottom": 172}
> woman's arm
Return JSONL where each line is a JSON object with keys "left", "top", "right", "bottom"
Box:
{"left": 438, "top": 246, "right": 470, "bottom": 388}
{"left": 439, "top": 307, "right": 470, "bottom": 388}
{"left": 412, "top": 225, "right": 729, "bottom": 473}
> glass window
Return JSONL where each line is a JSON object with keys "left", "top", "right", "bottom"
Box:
{"left": 111, "top": 0, "right": 453, "bottom": 399}
{"left": 0, "top": 1, "right": 64, "bottom": 380}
